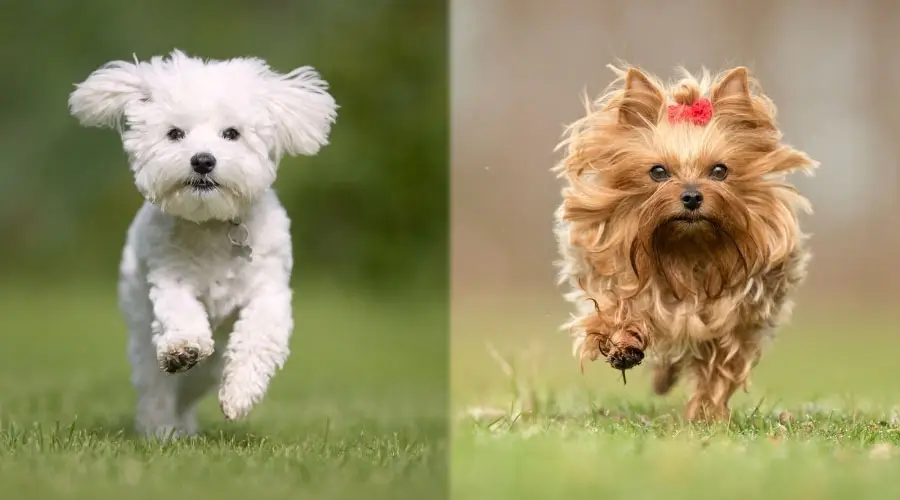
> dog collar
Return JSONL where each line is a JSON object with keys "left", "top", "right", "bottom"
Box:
{"left": 228, "top": 218, "right": 253, "bottom": 261}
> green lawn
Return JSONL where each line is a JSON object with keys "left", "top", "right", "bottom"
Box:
{"left": 0, "top": 282, "right": 448, "bottom": 500}
{"left": 5, "top": 283, "right": 899, "bottom": 499}
{"left": 452, "top": 296, "right": 900, "bottom": 499}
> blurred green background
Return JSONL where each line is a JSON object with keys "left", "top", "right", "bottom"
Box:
{"left": 0, "top": 0, "right": 446, "bottom": 288}
{"left": 0, "top": 1, "right": 448, "bottom": 498}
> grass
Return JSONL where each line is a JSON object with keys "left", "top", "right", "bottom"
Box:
{"left": 451, "top": 294, "right": 900, "bottom": 499}
{"left": 0, "top": 281, "right": 448, "bottom": 500}
{"left": 454, "top": 412, "right": 900, "bottom": 500}
{"left": 5, "top": 280, "right": 899, "bottom": 499}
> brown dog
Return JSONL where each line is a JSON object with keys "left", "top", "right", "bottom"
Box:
{"left": 553, "top": 65, "right": 818, "bottom": 421}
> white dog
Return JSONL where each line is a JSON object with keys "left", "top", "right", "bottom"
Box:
{"left": 68, "top": 49, "right": 337, "bottom": 438}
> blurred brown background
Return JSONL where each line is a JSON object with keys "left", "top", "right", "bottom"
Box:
{"left": 451, "top": 0, "right": 900, "bottom": 405}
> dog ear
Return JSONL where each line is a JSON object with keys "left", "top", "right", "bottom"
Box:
{"left": 618, "top": 68, "right": 664, "bottom": 128}
{"left": 711, "top": 67, "right": 751, "bottom": 104}
{"left": 710, "top": 66, "right": 774, "bottom": 130}
{"left": 68, "top": 59, "right": 145, "bottom": 129}
{"left": 262, "top": 66, "right": 338, "bottom": 158}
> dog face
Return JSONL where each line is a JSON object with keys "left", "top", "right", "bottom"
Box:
{"left": 558, "top": 66, "right": 817, "bottom": 298}
{"left": 68, "top": 50, "right": 338, "bottom": 222}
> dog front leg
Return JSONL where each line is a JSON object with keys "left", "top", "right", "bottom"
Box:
{"left": 148, "top": 276, "right": 215, "bottom": 374}
{"left": 218, "top": 282, "right": 293, "bottom": 421}
{"left": 684, "top": 337, "right": 760, "bottom": 421}
{"left": 576, "top": 299, "right": 650, "bottom": 372}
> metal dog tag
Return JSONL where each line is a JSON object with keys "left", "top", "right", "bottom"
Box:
{"left": 228, "top": 219, "right": 253, "bottom": 262}
{"left": 231, "top": 243, "right": 253, "bottom": 261}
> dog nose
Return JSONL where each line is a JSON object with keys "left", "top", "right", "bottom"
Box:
{"left": 680, "top": 190, "right": 703, "bottom": 210}
{"left": 190, "top": 152, "right": 216, "bottom": 174}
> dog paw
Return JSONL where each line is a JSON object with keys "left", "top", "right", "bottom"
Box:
{"left": 652, "top": 362, "right": 681, "bottom": 395}
{"left": 606, "top": 329, "right": 647, "bottom": 370}
{"left": 157, "top": 338, "right": 214, "bottom": 374}
{"left": 218, "top": 382, "right": 261, "bottom": 421}
{"left": 684, "top": 399, "right": 730, "bottom": 422}
{"left": 608, "top": 345, "right": 644, "bottom": 370}
{"left": 140, "top": 425, "right": 196, "bottom": 441}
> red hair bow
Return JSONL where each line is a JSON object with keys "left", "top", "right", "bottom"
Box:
{"left": 667, "top": 98, "right": 713, "bottom": 126}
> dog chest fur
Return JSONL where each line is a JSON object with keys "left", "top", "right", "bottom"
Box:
{"left": 123, "top": 189, "right": 292, "bottom": 323}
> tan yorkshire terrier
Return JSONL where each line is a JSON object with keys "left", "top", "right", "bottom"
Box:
{"left": 553, "top": 64, "right": 818, "bottom": 421}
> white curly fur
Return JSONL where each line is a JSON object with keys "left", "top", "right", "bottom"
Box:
{"left": 68, "top": 49, "right": 337, "bottom": 438}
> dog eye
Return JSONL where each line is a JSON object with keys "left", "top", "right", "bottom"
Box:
{"left": 648, "top": 164, "right": 670, "bottom": 182}
{"left": 222, "top": 127, "right": 240, "bottom": 141}
{"left": 709, "top": 163, "right": 728, "bottom": 181}
{"left": 166, "top": 127, "right": 185, "bottom": 141}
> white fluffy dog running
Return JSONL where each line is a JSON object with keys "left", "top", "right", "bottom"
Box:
{"left": 67, "top": 49, "right": 337, "bottom": 438}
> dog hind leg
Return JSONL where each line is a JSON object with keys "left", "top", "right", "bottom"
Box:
{"left": 173, "top": 349, "right": 224, "bottom": 434}
{"left": 122, "top": 279, "right": 199, "bottom": 439}
{"left": 651, "top": 360, "right": 682, "bottom": 395}
{"left": 129, "top": 325, "right": 190, "bottom": 439}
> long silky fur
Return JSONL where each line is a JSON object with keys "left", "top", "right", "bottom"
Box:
{"left": 553, "top": 63, "right": 818, "bottom": 419}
